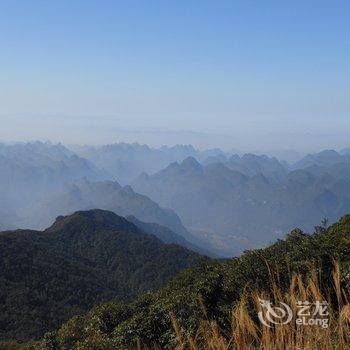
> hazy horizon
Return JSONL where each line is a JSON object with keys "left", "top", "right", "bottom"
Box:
{"left": 0, "top": 136, "right": 349, "bottom": 161}
{"left": 1, "top": 1, "right": 349, "bottom": 151}
{"left": 1, "top": 116, "right": 350, "bottom": 155}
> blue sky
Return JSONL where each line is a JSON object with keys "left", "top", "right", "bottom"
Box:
{"left": 0, "top": 0, "right": 349, "bottom": 151}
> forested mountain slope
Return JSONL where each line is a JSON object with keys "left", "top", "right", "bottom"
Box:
{"left": 32, "top": 214, "right": 350, "bottom": 350}
{"left": 0, "top": 210, "right": 203, "bottom": 341}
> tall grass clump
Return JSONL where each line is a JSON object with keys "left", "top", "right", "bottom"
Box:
{"left": 171, "top": 262, "right": 350, "bottom": 350}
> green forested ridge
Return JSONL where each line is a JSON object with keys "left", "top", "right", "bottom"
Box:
{"left": 10, "top": 214, "right": 350, "bottom": 350}
{"left": 0, "top": 210, "right": 203, "bottom": 342}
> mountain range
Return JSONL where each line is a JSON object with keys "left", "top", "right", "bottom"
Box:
{"left": 0, "top": 209, "right": 203, "bottom": 341}
{"left": 71, "top": 142, "right": 228, "bottom": 185}
{"left": 1, "top": 141, "right": 350, "bottom": 347}
{"left": 133, "top": 155, "right": 350, "bottom": 255}
{"left": 204, "top": 153, "right": 288, "bottom": 181}
{"left": 14, "top": 214, "right": 350, "bottom": 349}
{"left": 2, "top": 141, "right": 350, "bottom": 256}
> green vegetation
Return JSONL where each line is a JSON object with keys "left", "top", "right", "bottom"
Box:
{"left": 0, "top": 210, "right": 202, "bottom": 342}
{"left": 12, "top": 214, "right": 348, "bottom": 349}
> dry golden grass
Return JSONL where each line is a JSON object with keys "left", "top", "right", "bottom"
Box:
{"left": 169, "top": 262, "right": 350, "bottom": 350}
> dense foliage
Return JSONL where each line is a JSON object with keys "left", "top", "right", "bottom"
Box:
{"left": 25, "top": 215, "right": 350, "bottom": 350}
{"left": 0, "top": 210, "right": 202, "bottom": 341}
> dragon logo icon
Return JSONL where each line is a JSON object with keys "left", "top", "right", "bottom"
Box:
{"left": 258, "top": 298, "right": 293, "bottom": 327}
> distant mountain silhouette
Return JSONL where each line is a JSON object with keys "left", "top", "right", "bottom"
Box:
{"left": 292, "top": 150, "right": 350, "bottom": 180}
{"left": 133, "top": 155, "right": 350, "bottom": 255}
{"left": 2, "top": 142, "right": 350, "bottom": 257}
{"left": 0, "top": 209, "right": 203, "bottom": 340}
{"left": 293, "top": 149, "right": 349, "bottom": 169}
{"left": 20, "top": 178, "right": 193, "bottom": 239}
{"left": 126, "top": 215, "right": 209, "bottom": 255}
{"left": 72, "top": 142, "right": 228, "bottom": 184}
{"left": 0, "top": 141, "right": 107, "bottom": 226}
{"left": 202, "top": 153, "right": 288, "bottom": 181}
{"left": 225, "top": 153, "right": 288, "bottom": 180}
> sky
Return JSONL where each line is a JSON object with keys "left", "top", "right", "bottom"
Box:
{"left": 0, "top": 0, "right": 349, "bottom": 152}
